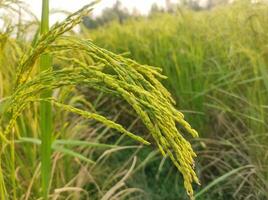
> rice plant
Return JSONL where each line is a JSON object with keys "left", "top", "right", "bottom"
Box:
{"left": 0, "top": 0, "right": 199, "bottom": 199}
{"left": 89, "top": 1, "right": 268, "bottom": 199}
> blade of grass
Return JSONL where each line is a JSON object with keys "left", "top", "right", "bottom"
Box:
{"left": 194, "top": 165, "right": 253, "bottom": 199}
{"left": 17, "top": 137, "right": 118, "bottom": 149}
{"left": 52, "top": 146, "right": 95, "bottom": 164}
{"left": 54, "top": 139, "right": 118, "bottom": 148}
{"left": 16, "top": 138, "right": 97, "bottom": 163}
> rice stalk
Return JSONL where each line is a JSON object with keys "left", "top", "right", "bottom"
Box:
{"left": 40, "top": 0, "right": 53, "bottom": 199}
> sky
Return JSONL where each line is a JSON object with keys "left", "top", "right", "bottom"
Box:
{"left": 22, "top": 0, "right": 176, "bottom": 24}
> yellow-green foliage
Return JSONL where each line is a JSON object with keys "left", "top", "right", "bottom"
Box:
{"left": 0, "top": 2, "right": 199, "bottom": 199}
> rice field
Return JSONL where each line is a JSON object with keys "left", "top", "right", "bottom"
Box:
{"left": 0, "top": 0, "right": 268, "bottom": 199}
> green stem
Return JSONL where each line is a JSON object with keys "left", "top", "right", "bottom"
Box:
{"left": 40, "top": 0, "right": 53, "bottom": 199}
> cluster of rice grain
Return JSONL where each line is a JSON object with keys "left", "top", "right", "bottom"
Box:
{"left": 89, "top": 1, "right": 268, "bottom": 199}
{"left": 0, "top": 1, "right": 199, "bottom": 199}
